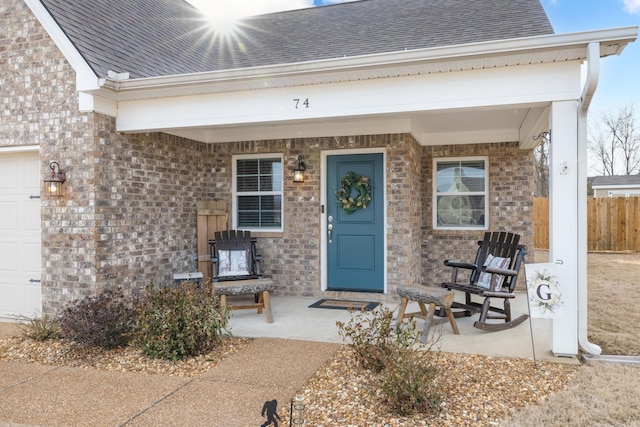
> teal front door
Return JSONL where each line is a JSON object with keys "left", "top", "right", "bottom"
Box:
{"left": 326, "top": 153, "right": 384, "bottom": 292}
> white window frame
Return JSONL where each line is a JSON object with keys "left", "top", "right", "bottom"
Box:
{"left": 232, "top": 153, "right": 284, "bottom": 232}
{"left": 433, "top": 156, "right": 489, "bottom": 231}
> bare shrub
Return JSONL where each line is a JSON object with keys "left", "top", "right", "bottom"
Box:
{"left": 18, "top": 313, "right": 61, "bottom": 341}
{"left": 59, "top": 288, "right": 137, "bottom": 348}
{"left": 337, "top": 305, "right": 441, "bottom": 416}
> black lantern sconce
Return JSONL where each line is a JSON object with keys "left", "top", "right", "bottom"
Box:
{"left": 293, "top": 156, "right": 306, "bottom": 183}
{"left": 43, "top": 161, "right": 66, "bottom": 197}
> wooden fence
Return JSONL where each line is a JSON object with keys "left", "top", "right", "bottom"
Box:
{"left": 534, "top": 197, "right": 640, "bottom": 252}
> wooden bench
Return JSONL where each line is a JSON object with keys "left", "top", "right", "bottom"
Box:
{"left": 397, "top": 285, "right": 459, "bottom": 342}
{"left": 213, "top": 278, "right": 274, "bottom": 323}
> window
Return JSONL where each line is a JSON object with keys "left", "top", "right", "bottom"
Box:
{"left": 433, "top": 157, "right": 488, "bottom": 230}
{"left": 233, "top": 154, "right": 283, "bottom": 231}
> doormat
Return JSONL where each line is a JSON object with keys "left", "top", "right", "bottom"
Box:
{"left": 308, "top": 299, "right": 379, "bottom": 311}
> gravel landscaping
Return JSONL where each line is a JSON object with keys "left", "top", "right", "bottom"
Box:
{"left": 1, "top": 251, "right": 638, "bottom": 426}
{"left": 292, "top": 346, "right": 577, "bottom": 426}
{"left": 0, "top": 330, "right": 577, "bottom": 427}
{"left": 0, "top": 334, "right": 252, "bottom": 377}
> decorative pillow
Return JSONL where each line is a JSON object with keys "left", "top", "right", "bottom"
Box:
{"left": 218, "top": 249, "right": 250, "bottom": 277}
{"left": 477, "top": 254, "right": 511, "bottom": 290}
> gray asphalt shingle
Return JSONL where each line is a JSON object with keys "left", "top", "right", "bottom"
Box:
{"left": 592, "top": 175, "right": 640, "bottom": 186}
{"left": 39, "top": 0, "right": 554, "bottom": 79}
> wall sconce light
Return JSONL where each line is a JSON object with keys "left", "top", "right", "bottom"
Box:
{"left": 293, "top": 156, "right": 306, "bottom": 183}
{"left": 43, "top": 161, "right": 66, "bottom": 197}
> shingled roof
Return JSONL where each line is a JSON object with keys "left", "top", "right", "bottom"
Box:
{"left": 39, "top": 0, "right": 554, "bottom": 79}
{"left": 592, "top": 175, "right": 640, "bottom": 187}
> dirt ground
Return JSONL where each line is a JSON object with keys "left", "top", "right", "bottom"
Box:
{"left": 535, "top": 250, "right": 640, "bottom": 355}
{"left": 585, "top": 251, "right": 640, "bottom": 355}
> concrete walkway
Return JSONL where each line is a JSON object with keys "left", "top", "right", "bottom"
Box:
{"left": 0, "top": 294, "right": 569, "bottom": 426}
{"left": 0, "top": 335, "right": 338, "bottom": 427}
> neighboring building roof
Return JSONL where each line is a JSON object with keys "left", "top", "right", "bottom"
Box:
{"left": 592, "top": 175, "right": 640, "bottom": 187}
{"left": 39, "top": 0, "right": 554, "bottom": 79}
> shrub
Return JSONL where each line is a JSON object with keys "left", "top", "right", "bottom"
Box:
{"left": 336, "top": 305, "right": 418, "bottom": 372}
{"left": 59, "top": 288, "right": 137, "bottom": 348}
{"left": 134, "top": 283, "right": 230, "bottom": 360}
{"left": 18, "top": 313, "right": 61, "bottom": 341}
{"left": 336, "top": 305, "right": 441, "bottom": 416}
{"left": 378, "top": 349, "right": 441, "bottom": 416}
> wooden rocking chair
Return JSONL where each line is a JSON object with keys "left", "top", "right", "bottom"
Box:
{"left": 209, "top": 230, "right": 274, "bottom": 323}
{"left": 210, "top": 230, "right": 262, "bottom": 281}
{"left": 440, "top": 231, "right": 528, "bottom": 331}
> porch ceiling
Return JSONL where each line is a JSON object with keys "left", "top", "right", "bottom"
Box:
{"left": 161, "top": 103, "right": 550, "bottom": 148}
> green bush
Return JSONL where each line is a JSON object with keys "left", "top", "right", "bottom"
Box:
{"left": 59, "top": 288, "right": 137, "bottom": 348}
{"left": 336, "top": 305, "right": 441, "bottom": 416}
{"left": 134, "top": 283, "right": 230, "bottom": 360}
{"left": 18, "top": 313, "right": 61, "bottom": 341}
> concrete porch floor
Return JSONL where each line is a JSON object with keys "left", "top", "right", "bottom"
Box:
{"left": 0, "top": 291, "right": 572, "bottom": 364}
{"left": 225, "top": 292, "right": 571, "bottom": 363}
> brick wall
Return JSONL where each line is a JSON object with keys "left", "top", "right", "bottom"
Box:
{"left": 3, "top": 0, "right": 535, "bottom": 311}
{"left": 92, "top": 126, "right": 217, "bottom": 294}
{"left": 3, "top": 1, "right": 219, "bottom": 311}
{"left": 206, "top": 134, "right": 425, "bottom": 301}
{"left": 421, "top": 142, "right": 535, "bottom": 286}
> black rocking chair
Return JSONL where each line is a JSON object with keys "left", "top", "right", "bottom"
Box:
{"left": 440, "top": 231, "right": 528, "bottom": 331}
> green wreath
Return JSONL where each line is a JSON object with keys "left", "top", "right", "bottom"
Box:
{"left": 336, "top": 171, "right": 372, "bottom": 214}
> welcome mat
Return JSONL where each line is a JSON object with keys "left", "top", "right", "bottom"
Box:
{"left": 308, "top": 299, "right": 379, "bottom": 311}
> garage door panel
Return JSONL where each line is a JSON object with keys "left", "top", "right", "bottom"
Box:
{"left": 0, "top": 242, "right": 19, "bottom": 271}
{"left": 21, "top": 156, "right": 41, "bottom": 189}
{"left": 23, "top": 200, "right": 41, "bottom": 230}
{"left": 0, "top": 150, "right": 41, "bottom": 319}
{"left": 0, "top": 202, "right": 18, "bottom": 229}
{"left": 0, "top": 160, "right": 19, "bottom": 190}
{"left": 0, "top": 283, "right": 22, "bottom": 314}
{"left": 23, "top": 242, "right": 41, "bottom": 271}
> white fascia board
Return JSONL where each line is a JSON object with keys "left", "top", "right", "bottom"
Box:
{"left": 95, "top": 26, "right": 637, "bottom": 101}
{"left": 592, "top": 184, "right": 640, "bottom": 189}
{"left": 24, "top": 0, "right": 102, "bottom": 109}
{"left": 78, "top": 93, "right": 118, "bottom": 116}
{"left": 116, "top": 62, "right": 581, "bottom": 133}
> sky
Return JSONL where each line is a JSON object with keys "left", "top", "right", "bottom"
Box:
{"left": 188, "top": 0, "right": 640, "bottom": 116}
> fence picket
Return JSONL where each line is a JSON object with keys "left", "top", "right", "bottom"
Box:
{"left": 534, "top": 197, "right": 640, "bottom": 252}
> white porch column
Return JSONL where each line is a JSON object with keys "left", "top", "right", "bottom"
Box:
{"left": 549, "top": 100, "right": 579, "bottom": 357}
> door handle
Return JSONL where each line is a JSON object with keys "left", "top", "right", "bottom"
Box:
{"left": 327, "top": 223, "right": 333, "bottom": 243}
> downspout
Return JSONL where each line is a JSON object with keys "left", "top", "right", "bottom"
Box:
{"left": 577, "top": 42, "right": 602, "bottom": 355}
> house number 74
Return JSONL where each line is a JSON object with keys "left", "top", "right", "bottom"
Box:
{"left": 293, "top": 98, "right": 310, "bottom": 109}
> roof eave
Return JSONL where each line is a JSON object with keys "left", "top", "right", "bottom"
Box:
{"left": 91, "top": 26, "right": 638, "bottom": 101}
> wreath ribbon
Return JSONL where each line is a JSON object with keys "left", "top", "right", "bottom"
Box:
{"left": 336, "top": 171, "right": 372, "bottom": 214}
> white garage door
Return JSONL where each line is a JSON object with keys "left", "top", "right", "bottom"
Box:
{"left": 0, "top": 150, "right": 41, "bottom": 319}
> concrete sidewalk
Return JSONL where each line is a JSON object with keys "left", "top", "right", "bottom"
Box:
{"left": 0, "top": 337, "right": 339, "bottom": 427}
